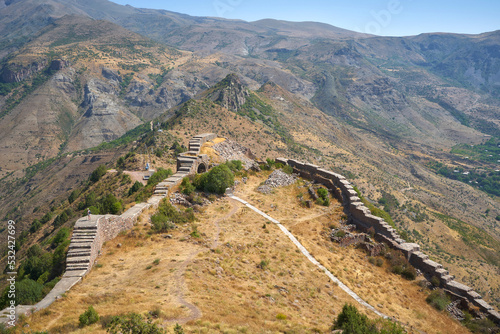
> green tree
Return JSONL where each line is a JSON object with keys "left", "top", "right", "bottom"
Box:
{"left": 52, "top": 240, "right": 70, "bottom": 278}
{"left": 17, "top": 279, "right": 43, "bottom": 305}
{"left": 29, "top": 219, "right": 41, "bottom": 233}
{"left": 317, "top": 188, "right": 330, "bottom": 206}
{"left": 68, "top": 189, "right": 81, "bottom": 204}
{"left": 333, "top": 304, "right": 378, "bottom": 334}
{"left": 128, "top": 181, "right": 144, "bottom": 196}
{"left": 79, "top": 305, "right": 99, "bottom": 327}
{"left": 51, "top": 227, "right": 70, "bottom": 248}
{"left": 195, "top": 164, "right": 234, "bottom": 194}
{"left": 89, "top": 165, "right": 107, "bottom": 183}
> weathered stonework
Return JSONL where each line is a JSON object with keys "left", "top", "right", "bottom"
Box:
{"left": 1, "top": 134, "right": 218, "bottom": 324}
{"left": 277, "top": 157, "right": 500, "bottom": 324}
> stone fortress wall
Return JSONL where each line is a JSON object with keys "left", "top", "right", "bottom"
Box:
{"left": 275, "top": 158, "right": 500, "bottom": 324}
{"left": 0, "top": 134, "right": 219, "bottom": 322}
{"left": 63, "top": 134, "right": 219, "bottom": 287}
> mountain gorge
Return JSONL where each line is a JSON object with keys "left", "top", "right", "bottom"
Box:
{"left": 0, "top": 0, "right": 499, "bottom": 331}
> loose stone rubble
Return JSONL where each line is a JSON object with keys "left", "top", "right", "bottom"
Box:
{"left": 212, "top": 139, "right": 260, "bottom": 170}
{"left": 257, "top": 170, "right": 296, "bottom": 193}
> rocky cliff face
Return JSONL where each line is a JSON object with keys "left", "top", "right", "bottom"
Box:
{"left": 1, "top": 59, "right": 48, "bottom": 83}
{"left": 206, "top": 74, "right": 249, "bottom": 113}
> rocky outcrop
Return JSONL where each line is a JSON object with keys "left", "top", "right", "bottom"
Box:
{"left": 49, "top": 59, "right": 68, "bottom": 71}
{"left": 101, "top": 67, "right": 121, "bottom": 82}
{"left": 68, "top": 79, "right": 142, "bottom": 150}
{"left": 212, "top": 139, "right": 259, "bottom": 171}
{"left": 207, "top": 73, "right": 249, "bottom": 112}
{"left": 0, "top": 60, "right": 47, "bottom": 83}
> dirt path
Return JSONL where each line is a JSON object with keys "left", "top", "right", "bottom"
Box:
{"left": 229, "top": 194, "right": 389, "bottom": 319}
{"left": 167, "top": 199, "right": 241, "bottom": 325}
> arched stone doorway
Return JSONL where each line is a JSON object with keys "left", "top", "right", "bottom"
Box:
{"left": 197, "top": 163, "right": 207, "bottom": 174}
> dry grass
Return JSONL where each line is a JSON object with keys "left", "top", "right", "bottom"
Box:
{"left": 21, "top": 171, "right": 470, "bottom": 334}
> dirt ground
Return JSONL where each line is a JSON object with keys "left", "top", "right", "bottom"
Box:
{"left": 23, "top": 171, "right": 469, "bottom": 334}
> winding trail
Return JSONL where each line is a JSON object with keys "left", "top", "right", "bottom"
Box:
{"left": 167, "top": 199, "right": 240, "bottom": 324}
{"left": 228, "top": 194, "right": 388, "bottom": 319}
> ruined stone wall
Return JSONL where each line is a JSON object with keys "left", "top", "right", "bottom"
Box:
{"left": 1, "top": 134, "right": 221, "bottom": 323}
{"left": 276, "top": 157, "right": 500, "bottom": 323}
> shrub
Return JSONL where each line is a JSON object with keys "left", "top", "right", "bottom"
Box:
{"left": 376, "top": 258, "right": 384, "bottom": 267}
{"left": 39, "top": 212, "right": 53, "bottom": 224}
{"left": 53, "top": 211, "right": 69, "bottom": 228}
{"left": 151, "top": 200, "right": 195, "bottom": 233}
{"left": 52, "top": 240, "right": 70, "bottom": 277}
{"left": 107, "top": 313, "right": 165, "bottom": 334}
{"left": 90, "top": 165, "right": 107, "bottom": 183}
{"left": 335, "top": 230, "right": 346, "bottom": 238}
{"left": 30, "top": 219, "right": 41, "bottom": 233}
{"left": 21, "top": 252, "right": 53, "bottom": 282}
{"left": 387, "top": 251, "right": 416, "bottom": 280}
{"left": 282, "top": 165, "right": 293, "bottom": 174}
{"left": 258, "top": 260, "right": 269, "bottom": 269}
{"left": 147, "top": 168, "right": 173, "bottom": 187}
{"left": 333, "top": 303, "right": 377, "bottom": 334}
{"left": 51, "top": 227, "right": 70, "bottom": 248}
{"left": 225, "top": 160, "right": 243, "bottom": 172}
{"left": 333, "top": 304, "right": 405, "bottom": 334}
{"left": 180, "top": 177, "right": 195, "bottom": 195}
{"left": 68, "top": 189, "right": 81, "bottom": 204}
{"left": 128, "top": 181, "right": 144, "bottom": 196}
{"left": 79, "top": 305, "right": 99, "bottom": 327}
{"left": 401, "top": 266, "right": 417, "bottom": 280}
{"left": 426, "top": 289, "right": 450, "bottom": 311}
{"left": 16, "top": 279, "right": 43, "bottom": 305}
{"left": 276, "top": 313, "right": 287, "bottom": 320}
{"left": 0, "top": 279, "right": 44, "bottom": 308}
{"left": 195, "top": 164, "right": 234, "bottom": 194}
{"left": 174, "top": 324, "right": 184, "bottom": 334}
{"left": 430, "top": 276, "right": 441, "bottom": 287}
{"left": 99, "top": 194, "right": 123, "bottom": 214}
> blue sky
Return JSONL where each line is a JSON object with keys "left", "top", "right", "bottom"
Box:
{"left": 111, "top": 0, "right": 500, "bottom": 36}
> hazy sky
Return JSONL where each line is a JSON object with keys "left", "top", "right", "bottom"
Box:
{"left": 110, "top": 0, "right": 499, "bottom": 36}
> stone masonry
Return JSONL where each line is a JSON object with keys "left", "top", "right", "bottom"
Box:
{"left": 0, "top": 133, "right": 218, "bottom": 324}
{"left": 275, "top": 157, "right": 500, "bottom": 324}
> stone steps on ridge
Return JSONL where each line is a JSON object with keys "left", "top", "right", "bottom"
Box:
{"left": 69, "top": 243, "right": 92, "bottom": 250}
{"left": 66, "top": 256, "right": 91, "bottom": 264}
{"left": 67, "top": 250, "right": 91, "bottom": 258}
{"left": 66, "top": 266, "right": 89, "bottom": 271}
{"left": 74, "top": 226, "right": 97, "bottom": 232}
{"left": 71, "top": 236, "right": 95, "bottom": 242}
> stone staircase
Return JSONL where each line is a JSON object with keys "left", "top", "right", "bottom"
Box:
{"left": 65, "top": 222, "right": 97, "bottom": 273}
{"left": 0, "top": 133, "right": 219, "bottom": 325}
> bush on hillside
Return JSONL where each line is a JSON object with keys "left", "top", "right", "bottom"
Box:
{"left": 151, "top": 200, "right": 195, "bottom": 233}
{"left": 317, "top": 187, "right": 330, "bottom": 206}
{"left": 180, "top": 177, "right": 195, "bottom": 196}
{"left": 194, "top": 164, "right": 234, "bottom": 194}
{"left": 426, "top": 289, "right": 450, "bottom": 311}
{"left": 51, "top": 227, "right": 70, "bottom": 249}
{"left": 106, "top": 313, "right": 165, "bottom": 334}
{"left": 128, "top": 181, "right": 143, "bottom": 196}
{"left": 0, "top": 279, "right": 44, "bottom": 308}
{"left": 90, "top": 165, "right": 107, "bottom": 183}
{"left": 79, "top": 305, "right": 99, "bottom": 327}
{"left": 333, "top": 303, "right": 405, "bottom": 334}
